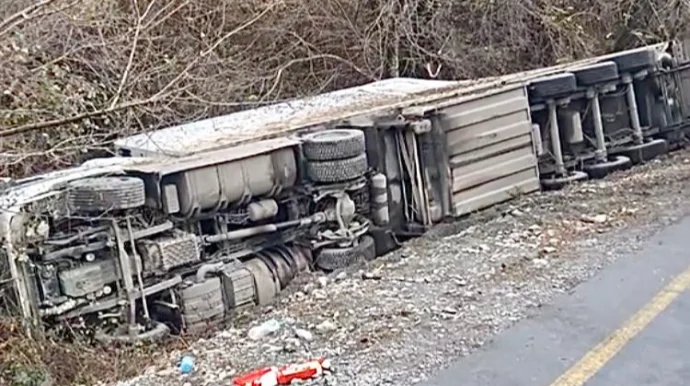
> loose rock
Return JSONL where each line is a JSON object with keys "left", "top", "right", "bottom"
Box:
{"left": 295, "top": 328, "right": 314, "bottom": 341}
{"left": 362, "top": 272, "right": 382, "bottom": 280}
{"left": 316, "top": 320, "right": 338, "bottom": 332}
{"left": 248, "top": 319, "right": 281, "bottom": 340}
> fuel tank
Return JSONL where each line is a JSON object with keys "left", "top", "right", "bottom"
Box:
{"left": 161, "top": 147, "right": 297, "bottom": 217}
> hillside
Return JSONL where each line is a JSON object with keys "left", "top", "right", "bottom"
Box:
{"left": 1, "top": 0, "right": 686, "bottom": 178}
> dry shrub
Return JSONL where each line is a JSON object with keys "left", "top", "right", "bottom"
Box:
{"left": 0, "top": 0, "right": 688, "bottom": 178}
{"left": 0, "top": 317, "right": 177, "bottom": 386}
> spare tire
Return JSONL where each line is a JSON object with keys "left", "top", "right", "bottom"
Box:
{"left": 315, "top": 235, "right": 376, "bottom": 271}
{"left": 67, "top": 176, "right": 145, "bottom": 212}
{"left": 307, "top": 154, "right": 369, "bottom": 183}
{"left": 306, "top": 153, "right": 368, "bottom": 183}
{"left": 573, "top": 62, "right": 619, "bottom": 86}
{"left": 301, "top": 129, "right": 366, "bottom": 161}
{"left": 528, "top": 73, "right": 577, "bottom": 99}
{"left": 610, "top": 49, "right": 656, "bottom": 73}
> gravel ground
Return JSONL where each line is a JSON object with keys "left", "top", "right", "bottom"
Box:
{"left": 114, "top": 148, "right": 690, "bottom": 386}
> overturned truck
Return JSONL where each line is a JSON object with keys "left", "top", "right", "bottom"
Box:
{"left": 2, "top": 42, "right": 690, "bottom": 343}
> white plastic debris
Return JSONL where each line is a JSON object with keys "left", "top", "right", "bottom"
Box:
{"left": 248, "top": 319, "right": 281, "bottom": 340}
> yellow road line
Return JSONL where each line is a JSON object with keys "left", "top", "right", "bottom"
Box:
{"left": 550, "top": 265, "right": 690, "bottom": 386}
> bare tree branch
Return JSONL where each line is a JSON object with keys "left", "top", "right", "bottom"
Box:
{"left": 0, "top": 0, "right": 58, "bottom": 38}
{"left": 0, "top": 0, "right": 282, "bottom": 139}
{"left": 263, "top": 53, "right": 377, "bottom": 100}
{"left": 110, "top": 0, "right": 158, "bottom": 109}
{"left": 0, "top": 97, "right": 159, "bottom": 138}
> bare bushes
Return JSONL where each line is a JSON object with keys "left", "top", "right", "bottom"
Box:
{"left": 0, "top": 0, "right": 688, "bottom": 178}
{"left": 0, "top": 317, "right": 173, "bottom": 385}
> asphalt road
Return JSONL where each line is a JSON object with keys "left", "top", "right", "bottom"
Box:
{"left": 426, "top": 215, "right": 690, "bottom": 386}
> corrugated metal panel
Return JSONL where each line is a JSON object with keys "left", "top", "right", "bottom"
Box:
{"left": 438, "top": 85, "right": 540, "bottom": 217}
{"left": 451, "top": 146, "right": 536, "bottom": 192}
{"left": 451, "top": 169, "right": 540, "bottom": 215}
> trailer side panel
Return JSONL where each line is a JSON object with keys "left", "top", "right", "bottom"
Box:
{"left": 436, "top": 86, "right": 540, "bottom": 216}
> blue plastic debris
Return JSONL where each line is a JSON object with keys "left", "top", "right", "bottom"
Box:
{"left": 179, "top": 355, "right": 195, "bottom": 374}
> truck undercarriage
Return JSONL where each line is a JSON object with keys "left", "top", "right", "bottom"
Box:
{"left": 0, "top": 119, "right": 439, "bottom": 342}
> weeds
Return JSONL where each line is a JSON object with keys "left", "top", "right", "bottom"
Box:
{"left": 0, "top": 318, "right": 178, "bottom": 385}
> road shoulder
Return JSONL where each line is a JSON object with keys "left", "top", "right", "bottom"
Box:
{"left": 426, "top": 214, "right": 690, "bottom": 386}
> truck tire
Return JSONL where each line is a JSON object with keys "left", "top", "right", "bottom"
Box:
{"left": 257, "top": 250, "right": 292, "bottom": 290}
{"left": 302, "top": 129, "right": 366, "bottom": 161}
{"left": 573, "top": 62, "right": 619, "bottom": 86}
{"left": 610, "top": 49, "right": 656, "bottom": 73}
{"left": 67, "top": 176, "right": 146, "bottom": 212}
{"left": 180, "top": 277, "right": 225, "bottom": 334}
{"left": 540, "top": 171, "right": 588, "bottom": 191}
{"left": 583, "top": 155, "right": 632, "bottom": 179}
{"left": 269, "top": 247, "right": 299, "bottom": 287}
{"left": 94, "top": 321, "right": 170, "bottom": 344}
{"left": 613, "top": 138, "right": 668, "bottom": 164}
{"left": 528, "top": 73, "right": 577, "bottom": 99}
{"left": 306, "top": 153, "right": 368, "bottom": 183}
{"left": 315, "top": 235, "right": 376, "bottom": 271}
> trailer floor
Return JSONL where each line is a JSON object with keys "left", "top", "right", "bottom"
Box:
{"left": 117, "top": 148, "right": 690, "bottom": 386}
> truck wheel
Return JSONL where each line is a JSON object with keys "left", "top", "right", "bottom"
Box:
{"left": 306, "top": 153, "right": 368, "bottom": 183}
{"left": 180, "top": 277, "right": 226, "bottom": 334}
{"left": 573, "top": 62, "right": 619, "bottom": 86}
{"left": 610, "top": 49, "right": 656, "bottom": 73}
{"left": 540, "top": 171, "right": 588, "bottom": 191}
{"left": 94, "top": 321, "right": 170, "bottom": 344}
{"left": 528, "top": 73, "right": 577, "bottom": 99}
{"left": 315, "top": 235, "right": 376, "bottom": 271}
{"left": 302, "top": 129, "right": 366, "bottom": 161}
{"left": 67, "top": 176, "right": 146, "bottom": 212}
{"left": 270, "top": 247, "right": 299, "bottom": 286}
{"left": 613, "top": 138, "right": 668, "bottom": 165}
{"left": 583, "top": 155, "right": 632, "bottom": 179}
